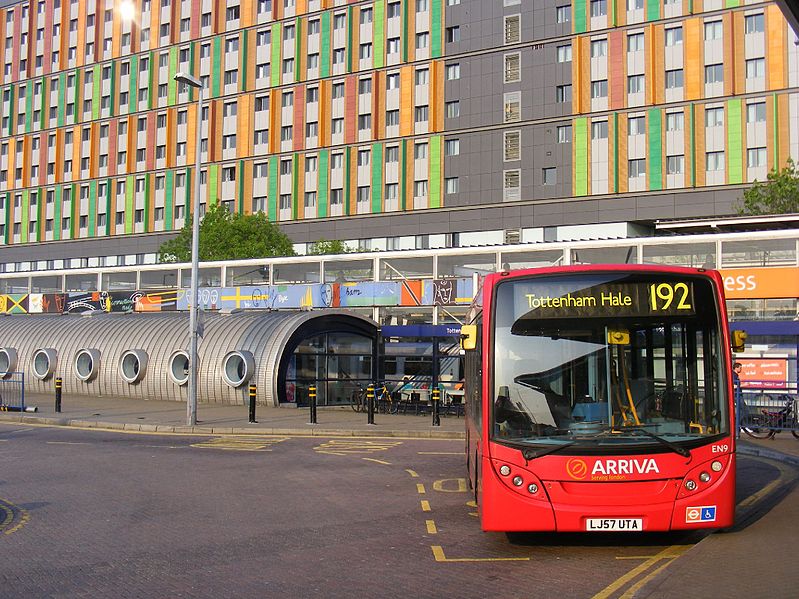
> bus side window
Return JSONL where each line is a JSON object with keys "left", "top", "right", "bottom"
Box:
{"left": 464, "top": 320, "right": 483, "bottom": 430}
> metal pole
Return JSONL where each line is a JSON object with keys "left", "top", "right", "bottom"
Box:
{"left": 309, "top": 385, "right": 317, "bottom": 424}
{"left": 55, "top": 377, "right": 62, "bottom": 413}
{"left": 432, "top": 388, "right": 441, "bottom": 427}
{"left": 187, "top": 87, "right": 203, "bottom": 427}
{"left": 367, "top": 384, "right": 375, "bottom": 425}
{"left": 248, "top": 383, "right": 257, "bottom": 423}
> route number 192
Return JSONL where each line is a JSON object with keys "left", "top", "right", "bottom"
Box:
{"left": 649, "top": 283, "right": 692, "bottom": 311}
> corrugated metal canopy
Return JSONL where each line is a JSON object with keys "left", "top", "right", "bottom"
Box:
{"left": 0, "top": 310, "right": 377, "bottom": 406}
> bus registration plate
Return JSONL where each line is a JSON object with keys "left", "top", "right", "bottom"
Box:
{"left": 586, "top": 518, "right": 643, "bottom": 531}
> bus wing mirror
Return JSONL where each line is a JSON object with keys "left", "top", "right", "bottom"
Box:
{"left": 732, "top": 330, "right": 747, "bottom": 353}
{"left": 461, "top": 325, "right": 478, "bottom": 351}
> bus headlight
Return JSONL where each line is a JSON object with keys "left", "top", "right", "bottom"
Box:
{"left": 685, "top": 479, "right": 697, "bottom": 491}
{"left": 711, "top": 461, "right": 723, "bottom": 472}
{"left": 699, "top": 472, "right": 711, "bottom": 483}
{"left": 528, "top": 483, "right": 539, "bottom": 494}
{"left": 499, "top": 465, "right": 511, "bottom": 476}
{"left": 512, "top": 476, "right": 524, "bottom": 487}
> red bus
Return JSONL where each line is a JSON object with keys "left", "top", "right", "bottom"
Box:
{"left": 461, "top": 265, "right": 738, "bottom": 532}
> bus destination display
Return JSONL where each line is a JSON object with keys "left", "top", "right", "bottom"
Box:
{"left": 512, "top": 279, "right": 696, "bottom": 320}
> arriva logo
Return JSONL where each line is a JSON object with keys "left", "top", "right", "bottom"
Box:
{"left": 592, "top": 458, "right": 660, "bottom": 476}
{"left": 566, "top": 458, "right": 588, "bottom": 480}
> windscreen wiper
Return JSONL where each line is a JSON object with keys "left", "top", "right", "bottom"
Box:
{"left": 520, "top": 441, "right": 576, "bottom": 462}
{"left": 615, "top": 427, "right": 691, "bottom": 458}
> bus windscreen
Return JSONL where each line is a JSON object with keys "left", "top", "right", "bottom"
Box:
{"left": 492, "top": 273, "right": 728, "bottom": 449}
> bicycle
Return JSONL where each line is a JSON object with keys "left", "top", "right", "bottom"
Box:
{"left": 350, "top": 385, "right": 367, "bottom": 412}
{"left": 741, "top": 396, "right": 799, "bottom": 440}
{"left": 375, "top": 384, "right": 399, "bottom": 414}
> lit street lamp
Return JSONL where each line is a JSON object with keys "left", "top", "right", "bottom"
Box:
{"left": 174, "top": 71, "right": 203, "bottom": 426}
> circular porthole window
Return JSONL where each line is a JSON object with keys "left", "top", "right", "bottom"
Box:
{"left": 0, "top": 347, "right": 18, "bottom": 379}
{"left": 119, "top": 349, "right": 148, "bottom": 384}
{"left": 168, "top": 350, "right": 190, "bottom": 386}
{"left": 32, "top": 348, "right": 58, "bottom": 381}
{"left": 222, "top": 350, "right": 255, "bottom": 388}
{"left": 74, "top": 349, "right": 101, "bottom": 382}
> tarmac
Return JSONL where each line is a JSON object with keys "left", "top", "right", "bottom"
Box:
{"left": 1, "top": 392, "right": 797, "bottom": 598}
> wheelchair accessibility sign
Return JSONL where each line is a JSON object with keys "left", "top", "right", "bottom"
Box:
{"left": 685, "top": 505, "right": 716, "bottom": 523}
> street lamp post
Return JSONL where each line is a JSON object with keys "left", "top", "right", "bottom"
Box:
{"left": 174, "top": 71, "right": 203, "bottom": 426}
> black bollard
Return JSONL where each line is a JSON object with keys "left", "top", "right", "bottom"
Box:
{"left": 55, "top": 377, "right": 62, "bottom": 413}
{"left": 248, "top": 384, "right": 257, "bottom": 423}
{"left": 367, "top": 384, "right": 375, "bottom": 425}
{"left": 432, "top": 389, "right": 441, "bottom": 427}
{"left": 309, "top": 385, "right": 317, "bottom": 424}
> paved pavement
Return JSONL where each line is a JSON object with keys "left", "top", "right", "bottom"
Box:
{"left": 0, "top": 392, "right": 465, "bottom": 438}
{"left": 2, "top": 393, "right": 797, "bottom": 598}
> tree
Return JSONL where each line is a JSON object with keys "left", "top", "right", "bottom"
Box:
{"left": 158, "top": 204, "right": 296, "bottom": 263}
{"left": 308, "top": 239, "right": 352, "bottom": 255}
{"left": 738, "top": 158, "right": 799, "bottom": 216}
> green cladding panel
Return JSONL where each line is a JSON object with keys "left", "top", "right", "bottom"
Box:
{"left": 208, "top": 164, "right": 219, "bottom": 206}
{"left": 165, "top": 170, "right": 174, "bottom": 230}
{"left": 346, "top": 7, "right": 354, "bottom": 73}
{"left": 240, "top": 32, "right": 249, "bottom": 92}
{"left": 129, "top": 55, "right": 138, "bottom": 114}
{"left": 574, "top": 0, "right": 587, "bottom": 33}
{"left": 725, "top": 0, "right": 740, "bottom": 7}
{"left": 143, "top": 175, "right": 152, "bottom": 233}
{"left": 89, "top": 180, "right": 97, "bottom": 234}
{"left": 429, "top": 136, "right": 441, "bottom": 208}
{"left": 147, "top": 51, "right": 156, "bottom": 109}
{"left": 431, "top": 0, "right": 442, "bottom": 58}
{"left": 320, "top": 12, "right": 331, "bottom": 79}
{"left": 24, "top": 81, "right": 33, "bottom": 133}
{"left": 373, "top": 1, "right": 385, "bottom": 69}
{"left": 92, "top": 64, "right": 101, "bottom": 121}
{"left": 212, "top": 37, "right": 222, "bottom": 98}
{"left": 647, "top": 109, "right": 663, "bottom": 191}
{"left": 20, "top": 190, "right": 29, "bottom": 243}
{"left": 108, "top": 63, "right": 116, "bottom": 117}
{"left": 574, "top": 117, "right": 589, "bottom": 196}
{"left": 318, "top": 150, "right": 329, "bottom": 218}
{"left": 125, "top": 175, "right": 134, "bottom": 234}
{"left": 271, "top": 23, "right": 282, "bottom": 87}
{"left": 727, "top": 99, "right": 743, "bottom": 185}
{"left": 371, "top": 143, "right": 383, "bottom": 213}
{"left": 105, "top": 178, "right": 113, "bottom": 236}
{"left": 57, "top": 75, "right": 66, "bottom": 126}
{"left": 2, "top": 193, "right": 9, "bottom": 244}
{"left": 168, "top": 46, "right": 178, "bottom": 105}
{"left": 53, "top": 187, "right": 62, "bottom": 241}
{"left": 646, "top": 0, "right": 660, "bottom": 21}
{"left": 268, "top": 158, "right": 278, "bottom": 221}
{"left": 295, "top": 18, "right": 302, "bottom": 82}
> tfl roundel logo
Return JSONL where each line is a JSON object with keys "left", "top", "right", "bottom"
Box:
{"left": 566, "top": 458, "right": 588, "bottom": 480}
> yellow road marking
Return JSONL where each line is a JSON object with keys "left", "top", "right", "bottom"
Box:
{"left": 0, "top": 439, "right": 8, "bottom": 442}
{"left": 405, "top": 469, "right": 419, "bottom": 478}
{"left": 591, "top": 545, "right": 691, "bottom": 599}
{"left": 421, "top": 500, "right": 431, "bottom": 511}
{"left": 433, "top": 478, "right": 468, "bottom": 493}
{"left": 431, "top": 545, "right": 530, "bottom": 563}
{"left": 362, "top": 457, "right": 391, "bottom": 465}
{"left": 144, "top": 445, "right": 186, "bottom": 449}
{"left": 619, "top": 558, "right": 676, "bottom": 599}
{"left": 416, "top": 483, "right": 426, "bottom": 494}
{"left": 426, "top": 520, "right": 437, "bottom": 534}
{"left": 314, "top": 439, "right": 403, "bottom": 455}
{"left": 738, "top": 456, "right": 797, "bottom": 508}
{"left": 0, "top": 498, "right": 30, "bottom": 536}
{"left": 191, "top": 436, "right": 288, "bottom": 451}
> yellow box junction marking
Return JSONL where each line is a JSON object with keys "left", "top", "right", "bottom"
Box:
{"left": 313, "top": 439, "right": 403, "bottom": 456}
{"left": 190, "top": 436, "right": 289, "bottom": 452}
{"left": 591, "top": 545, "right": 692, "bottom": 599}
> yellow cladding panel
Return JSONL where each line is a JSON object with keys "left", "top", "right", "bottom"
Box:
{"left": 767, "top": 5, "right": 786, "bottom": 90}
{"left": 400, "top": 66, "right": 413, "bottom": 136}
{"left": 237, "top": 93, "right": 253, "bottom": 159}
{"left": 684, "top": 18, "right": 702, "bottom": 100}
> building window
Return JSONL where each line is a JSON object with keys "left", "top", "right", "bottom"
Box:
{"left": 704, "top": 64, "right": 723, "bottom": 85}
{"left": 591, "top": 79, "right": 608, "bottom": 99}
{"left": 557, "top": 125, "right": 572, "bottom": 143}
{"left": 542, "top": 167, "right": 557, "bottom": 185}
{"left": 504, "top": 53, "right": 520, "bottom": 83}
{"left": 628, "top": 159, "right": 646, "bottom": 178}
{"left": 628, "top": 115, "right": 645, "bottom": 136}
{"left": 745, "top": 13, "right": 764, "bottom": 34}
{"left": 504, "top": 131, "right": 520, "bottom": 160}
{"left": 747, "top": 147, "right": 766, "bottom": 168}
{"left": 665, "top": 27, "right": 683, "bottom": 46}
{"left": 591, "top": 120, "right": 608, "bottom": 139}
{"left": 446, "top": 26, "right": 460, "bottom": 43}
{"left": 504, "top": 15, "right": 520, "bottom": 44}
{"left": 706, "top": 151, "right": 725, "bottom": 171}
{"left": 665, "top": 69, "right": 683, "bottom": 89}
{"left": 745, "top": 58, "right": 765, "bottom": 79}
{"left": 444, "top": 139, "right": 460, "bottom": 156}
{"left": 590, "top": 0, "right": 607, "bottom": 17}
{"left": 704, "top": 21, "right": 723, "bottom": 41}
{"left": 705, "top": 107, "right": 724, "bottom": 127}
{"left": 627, "top": 32, "right": 644, "bottom": 52}
{"left": 556, "top": 5, "right": 571, "bottom": 23}
{"left": 414, "top": 105, "right": 429, "bottom": 123}
{"left": 746, "top": 102, "right": 766, "bottom": 123}
{"left": 665, "top": 111, "right": 684, "bottom": 131}
{"left": 504, "top": 92, "right": 520, "bottom": 122}
{"left": 445, "top": 101, "right": 460, "bottom": 118}
{"left": 667, "top": 155, "right": 684, "bottom": 175}
{"left": 445, "top": 177, "right": 459, "bottom": 194}
{"left": 556, "top": 84, "right": 572, "bottom": 103}
{"left": 627, "top": 75, "right": 643, "bottom": 95}
{"left": 591, "top": 39, "right": 607, "bottom": 57}
{"left": 503, "top": 170, "right": 520, "bottom": 201}
{"left": 445, "top": 63, "right": 460, "bottom": 80}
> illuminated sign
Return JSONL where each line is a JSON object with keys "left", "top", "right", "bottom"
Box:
{"left": 514, "top": 280, "right": 696, "bottom": 320}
